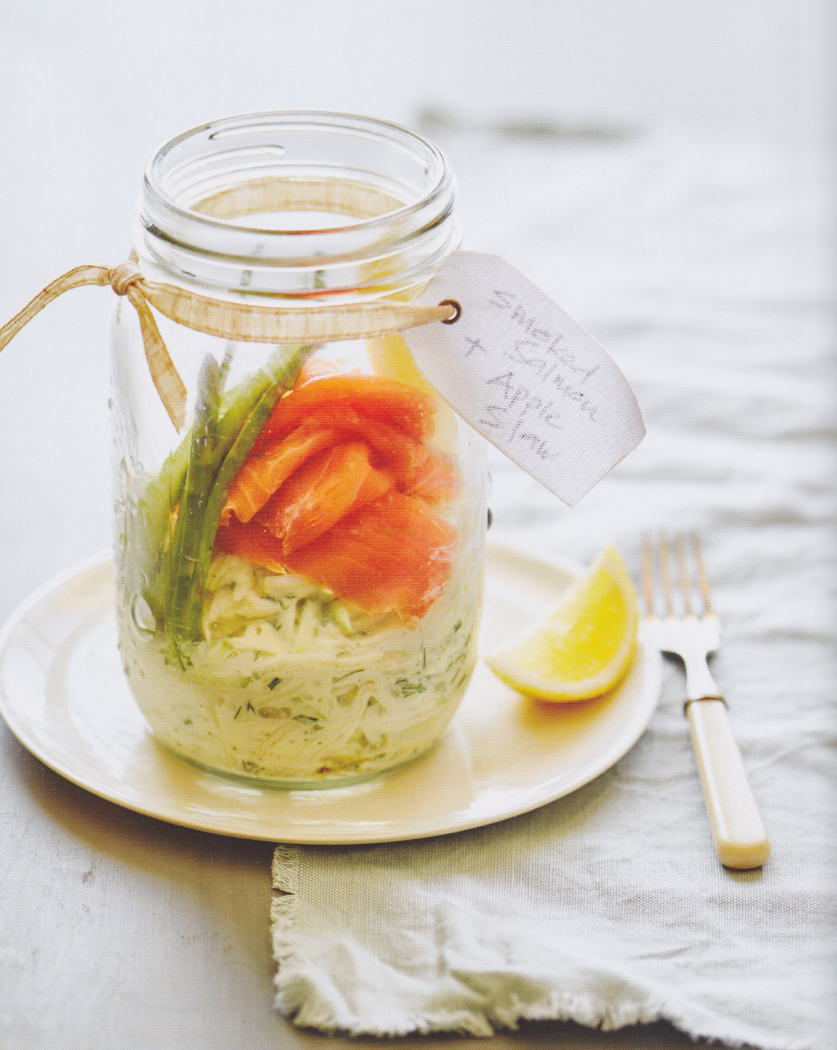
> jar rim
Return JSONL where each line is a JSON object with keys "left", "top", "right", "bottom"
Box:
{"left": 136, "top": 110, "right": 460, "bottom": 296}
{"left": 144, "top": 110, "right": 450, "bottom": 235}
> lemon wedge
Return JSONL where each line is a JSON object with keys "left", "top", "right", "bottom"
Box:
{"left": 367, "top": 331, "right": 459, "bottom": 453}
{"left": 367, "top": 332, "right": 436, "bottom": 393}
{"left": 485, "top": 544, "right": 639, "bottom": 702}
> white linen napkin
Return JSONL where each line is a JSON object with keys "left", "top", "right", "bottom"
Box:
{"left": 269, "top": 126, "right": 836, "bottom": 1048}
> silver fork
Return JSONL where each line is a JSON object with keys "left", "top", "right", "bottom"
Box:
{"left": 641, "top": 532, "right": 770, "bottom": 870}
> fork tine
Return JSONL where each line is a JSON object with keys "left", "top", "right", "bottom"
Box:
{"left": 640, "top": 533, "right": 656, "bottom": 617}
{"left": 641, "top": 531, "right": 709, "bottom": 619}
{"left": 674, "top": 534, "right": 693, "bottom": 616}
{"left": 658, "top": 531, "right": 674, "bottom": 617}
{"left": 691, "top": 531, "right": 713, "bottom": 615}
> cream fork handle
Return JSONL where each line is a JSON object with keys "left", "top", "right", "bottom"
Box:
{"left": 686, "top": 698, "right": 770, "bottom": 869}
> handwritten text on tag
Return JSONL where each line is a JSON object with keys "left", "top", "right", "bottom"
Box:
{"left": 401, "top": 252, "right": 646, "bottom": 506}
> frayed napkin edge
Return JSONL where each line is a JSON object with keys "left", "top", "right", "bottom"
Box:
{"left": 271, "top": 843, "right": 300, "bottom": 896}
{"left": 268, "top": 845, "right": 834, "bottom": 1050}
{"left": 270, "top": 960, "right": 833, "bottom": 1050}
{"left": 271, "top": 844, "right": 301, "bottom": 983}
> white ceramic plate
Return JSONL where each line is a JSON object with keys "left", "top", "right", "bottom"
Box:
{"left": 0, "top": 544, "right": 661, "bottom": 843}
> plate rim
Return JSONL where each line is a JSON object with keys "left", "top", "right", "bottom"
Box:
{"left": 0, "top": 544, "right": 662, "bottom": 843}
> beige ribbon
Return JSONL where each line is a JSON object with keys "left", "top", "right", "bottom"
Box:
{"left": 0, "top": 260, "right": 455, "bottom": 431}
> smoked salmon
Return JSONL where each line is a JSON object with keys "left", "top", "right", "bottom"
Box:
{"left": 401, "top": 447, "right": 458, "bottom": 504}
{"left": 349, "top": 459, "right": 394, "bottom": 510}
{"left": 216, "top": 491, "right": 456, "bottom": 619}
{"left": 215, "top": 368, "right": 458, "bottom": 619}
{"left": 222, "top": 425, "right": 345, "bottom": 524}
{"left": 286, "top": 407, "right": 428, "bottom": 485}
{"left": 223, "top": 409, "right": 447, "bottom": 524}
{"left": 214, "top": 521, "right": 288, "bottom": 576}
{"left": 257, "top": 373, "right": 437, "bottom": 444}
{"left": 257, "top": 441, "right": 376, "bottom": 555}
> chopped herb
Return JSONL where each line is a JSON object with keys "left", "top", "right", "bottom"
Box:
{"left": 267, "top": 677, "right": 283, "bottom": 690}
{"left": 334, "top": 668, "right": 362, "bottom": 682}
{"left": 396, "top": 678, "right": 427, "bottom": 696}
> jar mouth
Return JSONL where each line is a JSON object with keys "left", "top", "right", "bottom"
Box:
{"left": 136, "top": 111, "right": 460, "bottom": 297}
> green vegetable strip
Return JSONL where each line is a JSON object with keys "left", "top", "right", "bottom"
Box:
{"left": 139, "top": 434, "right": 191, "bottom": 619}
{"left": 218, "top": 342, "right": 235, "bottom": 387}
{"left": 166, "top": 355, "right": 223, "bottom": 651}
{"left": 164, "top": 343, "right": 315, "bottom": 651}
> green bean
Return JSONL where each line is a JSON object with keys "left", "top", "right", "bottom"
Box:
{"left": 165, "top": 354, "right": 223, "bottom": 656}
{"left": 138, "top": 432, "right": 191, "bottom": 620}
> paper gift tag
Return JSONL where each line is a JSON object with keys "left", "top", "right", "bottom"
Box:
{"left": 401, "top": 251, "right": 646, "bottom": 506}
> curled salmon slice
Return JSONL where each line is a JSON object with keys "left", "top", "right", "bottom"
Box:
{"left": 350, "top": 460, "right": 394, "bottom": 509}
{"left": 285, "top": 492, "right": 456, "bottom": 618}
{"left": 296, "top": 407, "right": 428, "bottom": 486}
{"left": 215, "top": 521, "right": 287, "bottom": 576}
{"left": 222, "top": 425, "right": 344, "bottom": 525}
{"left": 225, "top": 409, "right": 433, "bottom": 525}
{"left": 257, "top": 441, "right": 375, "bottom": 555}
{"left": 259, "top": 373, "right": 437, "bottom": 444}
{"left": 402, "top": 448, "right": 458, "bottom": 504}
{"left": 216, "top": 492, "right": 456, "bottom": 619}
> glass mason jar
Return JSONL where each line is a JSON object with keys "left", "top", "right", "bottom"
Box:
{"left": 111, "top": 112, "right": 487, "bottom": 787}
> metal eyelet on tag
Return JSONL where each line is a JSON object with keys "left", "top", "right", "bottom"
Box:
{"left": 439, "top": 299, "right": 461, "bottom": 324}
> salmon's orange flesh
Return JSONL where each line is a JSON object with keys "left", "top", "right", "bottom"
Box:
{"left": 216, "top": 492, "right": 456, "bottom": 619}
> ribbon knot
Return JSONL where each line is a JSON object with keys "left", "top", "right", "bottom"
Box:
{"left": 108, "top": 263, "right": 145, "bottom": 298}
